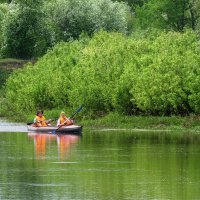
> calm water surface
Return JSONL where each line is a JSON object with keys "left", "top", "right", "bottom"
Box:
{"left": 0, "top": 121, "right": 200, "bottom": 200}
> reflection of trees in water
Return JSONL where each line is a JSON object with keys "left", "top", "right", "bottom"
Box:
{"left": 86, "top": 131, "right": 200, "bottom": 146}
{"left": 1, "top": 131, "right": 200, "bottom": 199}
{"left": 28, "top": 133, "right": 80, "bottom": 160}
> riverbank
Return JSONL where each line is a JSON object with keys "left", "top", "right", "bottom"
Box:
{"left": 79, "top": 113, "right": 200, "bottom": 132}
{"left": 2, "top": 111, "right": 200, "bottom": 132}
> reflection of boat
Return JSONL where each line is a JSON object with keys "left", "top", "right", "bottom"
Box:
{"left": 28, "top": 132, "right": 80, "bottom": 159}
{"left": 28, "top": 132, "right": 57, "bottom": 159}
{"left": 27, "top": 125, "right": 82, "bottom": 134}
{"left": 57, "top": 134, "right": 80, "bottom": 160}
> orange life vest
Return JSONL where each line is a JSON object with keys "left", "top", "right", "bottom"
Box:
{"left": 34, "top": 116, "right": 47, "bottom": 127}
{"left": 59, "top": 116, "right": 73, "bottom": 125}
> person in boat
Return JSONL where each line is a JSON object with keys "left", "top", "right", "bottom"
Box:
{"left": 33, "top": 110, "right": 51, "bottom": 127}
{"left": 57, "top": 111, "right": 73, "bottom": 127}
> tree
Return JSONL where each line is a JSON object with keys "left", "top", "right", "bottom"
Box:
{"left": 0, "top": 3, "right": 8, "bottom": 56}
{"left": 1, "top": 0, "right": 131, "bottom": 58}
{"left": 113, "top": 0, "right": 147, "bottom": 10}
{"left": 1, "top": 0, "right": 53, "bottom": 58}
{"left": 192, "top": 0, "right": 200, "bottom": 30}
{"left": 135, "top": 0, "right": 199, "bottom": 31}
{"left": 0, "top": 0, "right": 12, "bottom": 3}
{"left": 43, "top": 0, "right": 131, "bottom": 42}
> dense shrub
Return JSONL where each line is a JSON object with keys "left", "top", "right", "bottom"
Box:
{"left": 4, "top": 30, "right": 200, "bottom": 118}
{"left": 0, "top": 68, "right": 11, "bottom": 88}
{"left": 68, "top": 31, "right": 131, "bottom": 117}
{"left": 130, "top": 31, "right": 199, "bottom": 115}
{"left": 5, "top": 39, "right": 86, "bottom": 114}
{"left": 186, "top": 55, "right": 200, "bottom": 113}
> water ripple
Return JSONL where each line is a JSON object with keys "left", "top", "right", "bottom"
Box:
{"left": 0, "top": 119, "right": 27, "bottom": 132}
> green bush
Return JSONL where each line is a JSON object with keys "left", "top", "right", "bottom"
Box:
{"left": 68, "top": 31, "right": 130, "bottom": 117}
{"left": 0, "top": 68, "right": 11, "bottom": 88}
{"left": 4, "top": 30, "right": 200, "bottom": 119}
{"left": 130, "top": 31, "right": 199, "bottom": 115}
{"left": 5, "top": 39, "right": 86, "bottom": 115}
{"left": 134, "top": 0, "right": 199, "bottom": 31}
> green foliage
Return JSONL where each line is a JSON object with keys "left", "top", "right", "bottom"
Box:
{"left": 4, "top": 30, "right": 200, "bottom": 118}
{"left": 0, "top": 0, "right": 131, "bottom": 59}
{"left": 0, "top": 68, "right": 11, "bottom": 88}
{"left": 68, "top": 31, "right": 131, "bottom": 117}
{"left": 186, "top": 55, "right": 200, "bottom": 113}
{"left": 113, "top": 0, "right": 147, "bottom": 10}
{"left": 1, "top": 1, "right": 53, "bottom": 58}
{"left": 0, "top": 3, "right": 8, "bottom": 57}
{"left": 194, "top": 0, "right": 200, "bottom": 30}
{"left": 5, "top": 39, "right": 87, "bottom": 115}
{"left": 0, "top": 0, "right": 11, "bottom": 3}
{"left": 43, "top": 0, "right": 131, "bottom": 41}
{"left": 1, "top": 0, "right": 200, "bottom": 61}
{"left": 134, "top": 0, "right": 169, "bottom": 30}
{"left": 130, "top": 31, "right": 199, "bottom": 115}
{"left": 134, "top": 0, "right": 199, "bottom": 31}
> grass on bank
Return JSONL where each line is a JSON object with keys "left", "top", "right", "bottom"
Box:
{"left": 79, "top": 113, "right": 200, "bottom": 131}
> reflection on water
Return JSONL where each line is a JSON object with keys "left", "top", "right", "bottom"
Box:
{"left": 28, "top": 133, "right": 80, "bottom": 160}
{"left": 57, "top": 134, "right": 80, "bottom": 160}
{"left": 0, "top": 128, "right": 200, "bottom": 199}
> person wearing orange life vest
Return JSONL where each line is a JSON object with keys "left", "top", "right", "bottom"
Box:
{"left": 34, "top": 110, "right": 51, "bottom": 127}
{"left": 57, "top": 111, "right": 73, "bottom": 127}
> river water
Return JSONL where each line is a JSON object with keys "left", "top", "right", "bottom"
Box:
{"left": 0, "top": 120, "right": 200, "bottom": 200}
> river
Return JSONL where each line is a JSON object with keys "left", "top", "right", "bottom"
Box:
{"left": 0, "top": 120, "right": 200, "bottom": 199}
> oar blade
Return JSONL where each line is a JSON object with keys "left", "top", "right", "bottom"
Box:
{"left": 69, "top": 104, "right": 84, "bottom": 119}
{"left": 77, "top": 105, "right": 83, "bottom": 113}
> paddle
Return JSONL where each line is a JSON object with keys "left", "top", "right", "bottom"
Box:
{"left": 27, "top": 119, "right": 54, "bottom": 126}
{"left": 69, "top": 104, "right": 84, "bottom": 119}
{"left": 52, "top": 104, "right": 84, "bottom": 134}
